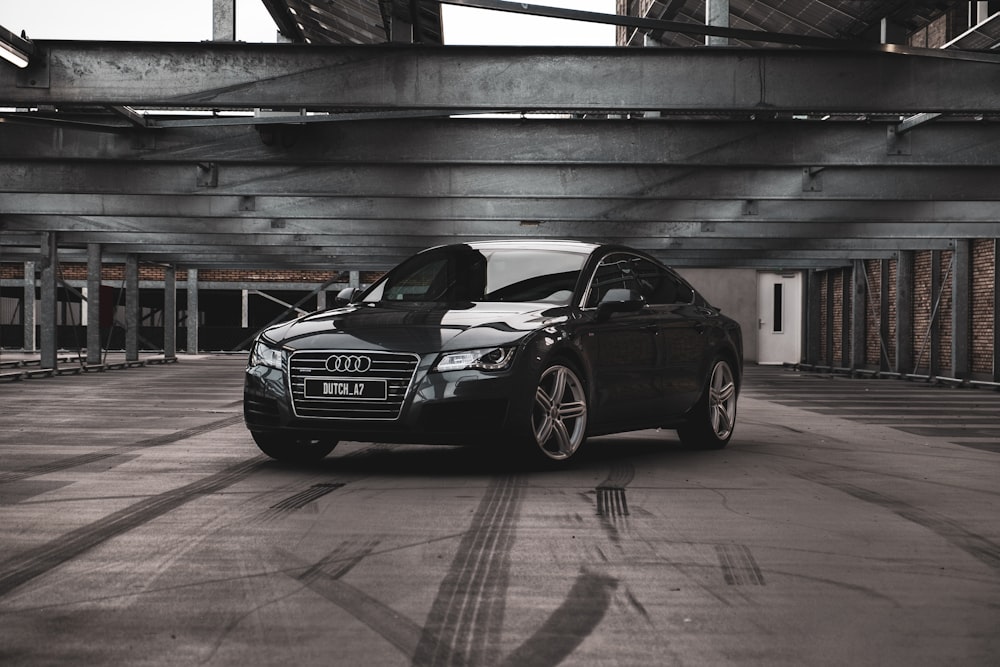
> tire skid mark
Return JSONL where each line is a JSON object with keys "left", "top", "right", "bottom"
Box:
{"left": 715, "top": 544, "right": 766, "bottom": 586}
{"left": 806, "top": 474, "right": 1000, "bottom": 572}
{"left": 0, "top": 458, "right": 264, "bottom": 599}
{"left": 0, "top": 414, "right": 244, "bottom": 485}
{"left": 412, "top": 474, "right": 523, "bottom": 667}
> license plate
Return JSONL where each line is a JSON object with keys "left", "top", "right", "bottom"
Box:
{"left": 304, "top": 378, "right": 387, "bottom": 401}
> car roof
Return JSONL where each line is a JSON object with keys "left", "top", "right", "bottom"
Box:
{"left": 463, "top": 239, "right": 600, "bottom": 254}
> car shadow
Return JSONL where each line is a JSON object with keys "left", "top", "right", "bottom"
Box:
{"left": 258, "top": 429, "right": 722, "bottom": 479}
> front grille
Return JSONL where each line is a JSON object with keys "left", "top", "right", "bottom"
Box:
{"left": 288, "top": 350, "right": 419, "bottom": 421}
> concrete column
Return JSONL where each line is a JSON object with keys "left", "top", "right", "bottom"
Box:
{"left": 840, "top": 268, "right": 851, "bottom": 367}
{"left": 241, "top": 289, "right": 249, "bottom": 328}
{"left": 86, "top": 244, "right": 102, "bottom": 365}
{"left": 706, "top": 0, "right": 729, "bottom": 46}
{"left": 39, "top": 233, "right": 58, "bottom": 369}
{"left": 952, "top": 240, "right": 971, "bottom": 379}
{"left": 213, "top": 0, "right": 236, "bottom": 41}
{"left": 316, "top": 290, "right": 327, "bottom": 311}
{"left": 350, "top": 270, "right": 360, "bottom": 289}
{"left": 22, "top": 261, "right": 36, "bottom": 351}
{"left": 125, "top": 254, "right": 139, "bottom": 362}
{"left": 850, "top": 260, "right": 866, "bottom": 370}
{"left": 164, "top": 265, "right": 177, "bottom": 359}
{"left": 186, "top": 268, "right": 199, "bottom": 353}
{"left": 896, "top": 251, "right": 914, "bottom": 374}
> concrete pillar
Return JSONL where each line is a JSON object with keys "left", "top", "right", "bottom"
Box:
{"left": 706, "top": 0, "right": 729, "bottom": 46}
{"left": 850, "top": 260, "right": 866, "bottom": 370}
{"left": 86, "top": 243, "right": 102, "bottom": 365}
{"left": 22, "top": 261, "right": 35, "bottom": 351}
{"left": 350, "top": 270, "right": 360, "bottom": 289}
{"left": 164, "top": 265, "right": 177, "bottom": 359}
{"left": 896, "top": 251, "right": 914, "bottom": 374}
{"left": 952, "top": 240, "right": 971, "bottom": 379}
{"left": 39, "top": 233, "right": 58, "bottom": 369}
{"left": 125, "top": 254, "right": 139, "bottom": 362}
{"left": 213, "top": 0, "right": 236, "bottom": 41}
{"left": 186, "top": 268, "right": 199, "bottom": 354}
{"left": 241, "top": 289, "right": 249, "bottom": 328}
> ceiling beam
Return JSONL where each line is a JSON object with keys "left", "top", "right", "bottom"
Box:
{"left": 4, "top": 162, "right": 1000, "bottom": 201}
{"left": 3, "top": 118, "right": 998, "bottom": 168}
{"left": 3, "top": 193, "right": 1000, "bottom": 224}
{"left": 3, "top": 216, "right": 996, "bottom": 239}
{"left": 3, "top": 42, "right": 998, "bottom": 112}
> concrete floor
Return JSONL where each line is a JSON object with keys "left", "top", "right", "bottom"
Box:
{"left": 0, "top": 356, "right": 998, "bottom": 666}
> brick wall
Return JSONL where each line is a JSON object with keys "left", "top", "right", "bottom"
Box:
{"left": 972, "top": 239, "right": 996, "bottom": 375}
{"left": 0, "top": 263, "right": 368, "bottom": 284}
{"left": 938, "top": 249, "right": 954, "bottom": 372}
{"left": 913, "top": 251, "right": 933, "bottom": 373}
{"left": 864, "top": 260, "right": 881, "bottom": 366}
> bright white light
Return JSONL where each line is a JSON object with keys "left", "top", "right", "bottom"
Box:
{"left": 0, "top": 41, "right": 30, "bottom": 68}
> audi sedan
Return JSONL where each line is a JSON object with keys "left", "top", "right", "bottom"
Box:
{"left": 244, "top": 240, "right": 742, "bottom": 464}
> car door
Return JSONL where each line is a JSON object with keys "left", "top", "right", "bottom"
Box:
{"left": 577, "top": 254, "right": 662, "bottom": 428}
{"left": 633, "top": 259, "right": 706, "bottom": 415}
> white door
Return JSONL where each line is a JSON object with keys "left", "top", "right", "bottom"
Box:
{"left": 756, "top": 272, "right": 803, "bottom": 365}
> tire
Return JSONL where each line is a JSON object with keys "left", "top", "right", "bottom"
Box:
{"left": 252, "top": 431, "right": 337, "bottom": 463}
{"left": 526, "top": 361, "right": 589, "bottom": 463}
{"left": 677, "top": 358, "right": 738, "bottom": 450}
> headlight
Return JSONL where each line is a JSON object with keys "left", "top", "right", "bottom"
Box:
{"left": 248, "top": 340, "right": 285, "bottom": 370}
{"left": 432, "top": 347, "right": 515, "bottom": 373}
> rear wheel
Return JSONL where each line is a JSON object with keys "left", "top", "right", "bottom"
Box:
{"left": 251, "top": 432, "right": 337, "bottom": 463}
{"left": 677, "top": 358, "right": 738, "bottom": 450}
{"left": 527, "top": 361, "right": 588, "bottom": 463}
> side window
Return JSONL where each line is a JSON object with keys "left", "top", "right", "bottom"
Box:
{"left": 585, "top": 254, "right": 639, "bottom": 308}
{"left": 633, "top": 258, "right": 694, "bottom": 305}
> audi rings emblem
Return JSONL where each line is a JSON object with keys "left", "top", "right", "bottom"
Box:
{"left": 325, "top": 354, "right": 372, "bottom": 374}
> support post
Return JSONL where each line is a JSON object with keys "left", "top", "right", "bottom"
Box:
{"left": 86, "top": 243, "right": 102, "bottom": 365}
{"left": 23, "top": 261, "right": 36, "bottom": 351}
{"left": 851, "top": 260, "right": 866, "bottom": 370}
{"left": 186, "top": 268, "right": 199, "bottom": 354}
{"left": 952, "top": 240, "right": 971, "bottom": 379}
{"left": 125, "top": 254, "right": 139, "bottom": 362}
{"left": 39, "top": 233, "right": 58, "bottom": 369}
{"left": 164, "top": 265, "right": 177, "bottom": 359}
{"left": 213, "top": 0, "right": 236, "bottom": 41}
{"left": 896, "top": 251, "right": 914, "bottom": 374}
{"left": 706, "top": 0, "right": 730, "bottom": 46}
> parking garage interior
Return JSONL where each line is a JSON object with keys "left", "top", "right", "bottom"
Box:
{"left": 1, "top": 1, "right": 999, "bottom": 665}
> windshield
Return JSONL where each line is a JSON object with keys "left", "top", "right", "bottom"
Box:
{"left": 362, "top": 245, "right": 588, "bottom": 305}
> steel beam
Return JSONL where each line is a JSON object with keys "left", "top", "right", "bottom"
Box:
{"left": 4, "top": 216, "right": 996, "bottom": 240}
{"left": 3, "top": 119, "right": 999, "bottom": 168}
{"left": 2, "top": 43, "right": 998, "bottom": 112}
{"left": 5, "top": 162, "right": 1000, "bottom": 201}
{"left": 4, "top": 193, "right": 1000, "bottom": 224}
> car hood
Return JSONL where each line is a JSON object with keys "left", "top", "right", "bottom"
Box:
{"left": 259, "top": 301, "right": 571, "bottom": 353}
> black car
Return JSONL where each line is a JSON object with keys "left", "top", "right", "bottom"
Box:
{"left": 244, "top": 240, "right": 742, "bottom": 464}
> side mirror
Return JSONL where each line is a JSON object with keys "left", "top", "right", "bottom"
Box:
{"left": 596, "top": 288, "right": 644, "bottom": 320}
{"left": 334, "top": 287, "right": 359, "bottom": 306}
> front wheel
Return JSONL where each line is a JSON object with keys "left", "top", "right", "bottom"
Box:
{"left": 251, "top": 432, "right": 337, "bottom": 463}
{"left": 677, "top": 358, "right": 738, "bottom": 450}
{"left": 526, "top": 361, "right": 589, "bottom": 463}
